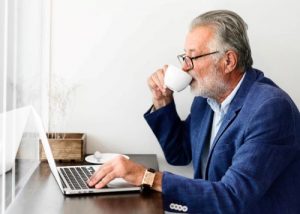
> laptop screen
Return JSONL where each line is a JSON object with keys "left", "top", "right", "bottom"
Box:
{"left": 30, "top": 108, "right": 64, "bottom": 192}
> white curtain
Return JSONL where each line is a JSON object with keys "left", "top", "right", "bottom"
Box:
{"left": 0, "top": 0, "right": 51, "bottom": 212}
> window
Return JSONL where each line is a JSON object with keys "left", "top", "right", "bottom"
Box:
{"left": 0, "top": 0, "right": 50, "bottom": 212}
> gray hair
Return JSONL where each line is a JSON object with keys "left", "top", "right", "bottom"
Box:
{"left": 190, "top": 10, "right": 253, "bottom": 70}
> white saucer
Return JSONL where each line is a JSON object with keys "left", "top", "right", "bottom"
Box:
{"left": 85, "top": 153, "right": 129, "bottom": 164}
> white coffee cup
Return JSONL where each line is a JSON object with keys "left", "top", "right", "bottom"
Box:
{"left": 164, "top": 65, "right": 192, "bottom": 92}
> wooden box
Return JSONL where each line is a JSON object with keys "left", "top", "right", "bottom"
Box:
{"left": 40, "top": 133, "right": 86, "bottom": 162}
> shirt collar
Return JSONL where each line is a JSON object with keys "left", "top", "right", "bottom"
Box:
{"left": 207, "top": 73, "right": 246, "bottom": 114}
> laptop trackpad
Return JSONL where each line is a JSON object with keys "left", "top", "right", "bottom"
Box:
{"left": 107, "top": 178, "right": 135, "bottom": 188}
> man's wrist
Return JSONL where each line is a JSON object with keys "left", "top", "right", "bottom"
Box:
{"left": 140, "top": 169, "right": 162, "bottom": 193}
{"left": 141, "top": 168, "right": 156, "bottom": 192}
{"left": 153, "top": 97, "right": 173, "bottom": 111}
{"left": 151, "top": 171, "right": 162, "bottom": 192}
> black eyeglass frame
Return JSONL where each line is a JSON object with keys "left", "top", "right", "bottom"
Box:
{"left": 177, "top": 51, "right": 219, "bottom": 70}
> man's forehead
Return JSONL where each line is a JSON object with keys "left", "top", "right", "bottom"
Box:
{"left": 184, "top": 26, "right": 215, "bottom": 53}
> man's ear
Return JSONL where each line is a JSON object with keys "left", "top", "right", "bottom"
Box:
{"left": 223, "top": 50, "right": 238, "bottom": 73}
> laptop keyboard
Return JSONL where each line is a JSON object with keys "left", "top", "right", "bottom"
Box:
{"left": 60, "top": 166, "right": 95, "bottom": 190}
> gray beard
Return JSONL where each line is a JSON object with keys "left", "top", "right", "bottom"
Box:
{"left": 190, "top": 68, "right": 229, "bottom": 101}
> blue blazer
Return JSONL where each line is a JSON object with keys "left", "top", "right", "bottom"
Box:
{"left": 144, "top": 69, "right": 300, "bottom": 213}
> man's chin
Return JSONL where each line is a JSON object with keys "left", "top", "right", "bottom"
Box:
{"left": 190, "top": 87, "right": 203, "bottom": 97}
{"left": 190, "top": 86, "right": 210, "bottom": 98}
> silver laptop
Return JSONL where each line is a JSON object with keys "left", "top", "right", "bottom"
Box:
{"left": 37, "top": 125, "right": 140, "bottom": 195}
{"left": 2, "top": 106, "right": 142, "bottom": 195}
{"left": 40, "top": 137, "right": 141, "bottom": 194}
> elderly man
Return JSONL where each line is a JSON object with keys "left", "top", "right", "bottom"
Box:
{"left": 88, "top": 10, "right": 300, "bottom": 213}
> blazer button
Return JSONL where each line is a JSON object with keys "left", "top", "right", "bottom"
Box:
{"left": 169, "top": 203, "right": 175, "bottom": 210}
{"left": 182, "top": 205, "right": 188, "bottom": 212}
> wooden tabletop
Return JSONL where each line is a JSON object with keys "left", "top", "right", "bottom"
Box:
{"left": 6, "top": 154, "right": 164, "bottom": 214}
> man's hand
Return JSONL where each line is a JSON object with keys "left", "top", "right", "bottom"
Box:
{"left": 87, "top": 155, "right": 145, "bottom": 188}
{"left": 147, "top": 65, "right": 173, "bottom": 110}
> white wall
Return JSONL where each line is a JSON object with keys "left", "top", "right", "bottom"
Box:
{"left": 51, "top": 0, "right": 300, "bottom": 177}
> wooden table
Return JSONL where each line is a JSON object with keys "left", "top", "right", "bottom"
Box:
{"left": 6, "top": 154, "right": 164, "bottom": 214}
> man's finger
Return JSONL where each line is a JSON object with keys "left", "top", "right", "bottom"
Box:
{"left": 95, "top": 172, "right": 115, "bottom": 189}
{"left": 88, "top": 165, "right": 111, "bottom": 186}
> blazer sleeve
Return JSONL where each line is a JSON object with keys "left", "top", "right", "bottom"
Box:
{"left": 144, "top": 101, "right": 192, "bottom": 165}
{"left": 161, "top": 97, "right": 300, "bottom": 213}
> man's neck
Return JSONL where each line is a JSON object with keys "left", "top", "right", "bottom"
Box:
{"left": 216, "top": 68, "right": 244, "bottom": 104}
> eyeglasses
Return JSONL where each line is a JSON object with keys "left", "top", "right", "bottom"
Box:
{"left": 177, "top": 51, "right": 219, "bottom": 70}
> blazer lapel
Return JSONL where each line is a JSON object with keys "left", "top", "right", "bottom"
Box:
{"left": 193, "top": 105, "right": 213, "bottom": 178}
{"left": 212, "top": 109, "right": 238, "bottom": 148}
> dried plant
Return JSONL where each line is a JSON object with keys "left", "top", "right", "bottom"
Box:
{"left": 49, "top": 75, "right": 79, "bottom": 139}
